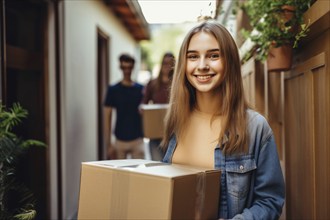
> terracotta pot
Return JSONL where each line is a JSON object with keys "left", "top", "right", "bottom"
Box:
{"left": 266, "top": 5, "right": 296, "bottom": 72}
{"left": 266, "top": 44, "right": 293, "bottom": 72}
{"left": 281, "top": 5, "right": 295, "bottom": 22}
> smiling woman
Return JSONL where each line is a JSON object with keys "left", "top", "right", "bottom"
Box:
{"left": 161, "top": 21, "right": 285, "bottom": 220}
{"left": 138, "top": 0, "right": 217, "bottom": 24}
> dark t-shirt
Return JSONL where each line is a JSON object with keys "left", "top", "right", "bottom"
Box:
{"left": 104, "top": 82, "right": 143, "bottom": 141}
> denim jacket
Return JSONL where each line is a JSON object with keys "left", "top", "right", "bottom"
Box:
{"left": 162, "top": 110, "right": 285, "bottom": 220}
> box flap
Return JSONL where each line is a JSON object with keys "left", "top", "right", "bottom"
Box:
{"left": 82, "top": 159, "right": 217, "bottom": 178}
{"left": 140, "top": 104, "right": 169, "bottom": 110}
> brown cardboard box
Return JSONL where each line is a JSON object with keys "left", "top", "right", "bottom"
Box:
{"left": 140, "top": 104, "right": 168, "bottom": 139}
{"left": 78, "top": 159, "right": 220, "bottom": 220}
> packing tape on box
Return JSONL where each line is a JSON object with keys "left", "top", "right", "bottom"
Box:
{"left": 109, "top": 170, "right": 130, "bottom": 219}
{"left": 195, "top": 172, "right": 206, "bottom": 220}
{"left": 107, "top": 162, "right": 207, "bottom": 219}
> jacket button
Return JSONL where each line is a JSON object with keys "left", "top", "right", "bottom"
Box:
{"left": 239, "top": 165, "right": 244, "bottom": 170}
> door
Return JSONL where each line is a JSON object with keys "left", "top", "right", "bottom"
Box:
{"left": 2, "top": 0, "right": 49, "bottom": 219}
{"left": 97, "top": 28, "right": 110, "bottom": 160}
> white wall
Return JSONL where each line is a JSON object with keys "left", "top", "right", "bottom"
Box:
{"left": 61, "top": 1, "right": 141, "bottom": 218}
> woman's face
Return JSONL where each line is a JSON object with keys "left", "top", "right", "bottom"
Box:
{"left": 161, "top": 56, "right": 174, "bottom": 77}
{"left": 185, "top": 31, "right": 224, "bottom": 94}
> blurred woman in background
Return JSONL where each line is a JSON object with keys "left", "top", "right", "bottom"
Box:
{"left": 142, "top": 52, "right": 175, "bottom": 161}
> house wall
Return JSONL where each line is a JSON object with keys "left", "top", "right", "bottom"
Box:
{"left": 50, "top": 1, "right": 141, "bottom": 218}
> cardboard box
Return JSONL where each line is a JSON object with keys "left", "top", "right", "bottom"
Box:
{"left": 140, "top": 104, "right": 168, "bottom": 139}
{"left": 78, "top": 159, "right": 220, "bottom": 220}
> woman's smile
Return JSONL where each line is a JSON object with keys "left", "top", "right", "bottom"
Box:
{"left": 194, "top": 74, "right": 216, "bottom": 83}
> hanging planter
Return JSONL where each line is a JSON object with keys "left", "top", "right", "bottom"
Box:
{"left": 239, "top": 0, "right": 312, "bottom": 67}
{"left": 267, "top": 44, "right": 293, "bottom": 72}
{"left": 266, "top": 5, "right": 295, "bottom": 72}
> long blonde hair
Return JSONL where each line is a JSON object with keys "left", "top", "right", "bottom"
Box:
{"left": 162, "top": 21, "right": 249, "bottom": 155}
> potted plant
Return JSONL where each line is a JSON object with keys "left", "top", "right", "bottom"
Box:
{"left": 240, "top": 0, "right": 312, "bottom": 71}
{"left": 0, "top": 103, "right": 45, "bottom": 220}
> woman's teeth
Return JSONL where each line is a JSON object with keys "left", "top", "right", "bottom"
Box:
{"left": 196, "top": 75, "right": 212, "bottom": 80}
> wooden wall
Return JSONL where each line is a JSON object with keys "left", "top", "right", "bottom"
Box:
{"left": 284, "top": 51, "right": 329, "bottom": 219}
{"left": 240, "top": 1, "right": 330, "bottom": 219}
{"left": 241, "top": 57, "right": 265, "bottom": 115}
{"left": 284, "top": 0, "right": 330, "bottom": 218}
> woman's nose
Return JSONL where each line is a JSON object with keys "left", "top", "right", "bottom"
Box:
{"left": 197, "top": 58, "right": 209, "bottom": 71}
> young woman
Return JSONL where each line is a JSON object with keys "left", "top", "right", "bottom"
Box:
{"left": 143, "top": 52, "right": 175, "bottom": 104}
{"left": 161, "top": 21, "right": 285, "bottom": 219}
{"left": 142, "top": 52, "right": 175, "bottom": 161}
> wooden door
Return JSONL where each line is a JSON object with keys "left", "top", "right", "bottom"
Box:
{"left": 3, "top": 0, "right": 49, "bottom": 219}
{"left": 97, "top": 28, "right": 110, "bottom": 160}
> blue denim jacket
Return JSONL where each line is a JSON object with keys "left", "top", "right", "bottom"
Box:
{"left": 163, "top": 110, "right": 285, "bottom": 220}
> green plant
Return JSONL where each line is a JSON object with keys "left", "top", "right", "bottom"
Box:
{"left": 240, "top": 0, "right": 312, "bottom": 61}
{"left": 0, "top": 103, "right": 45, "bottom": 220}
